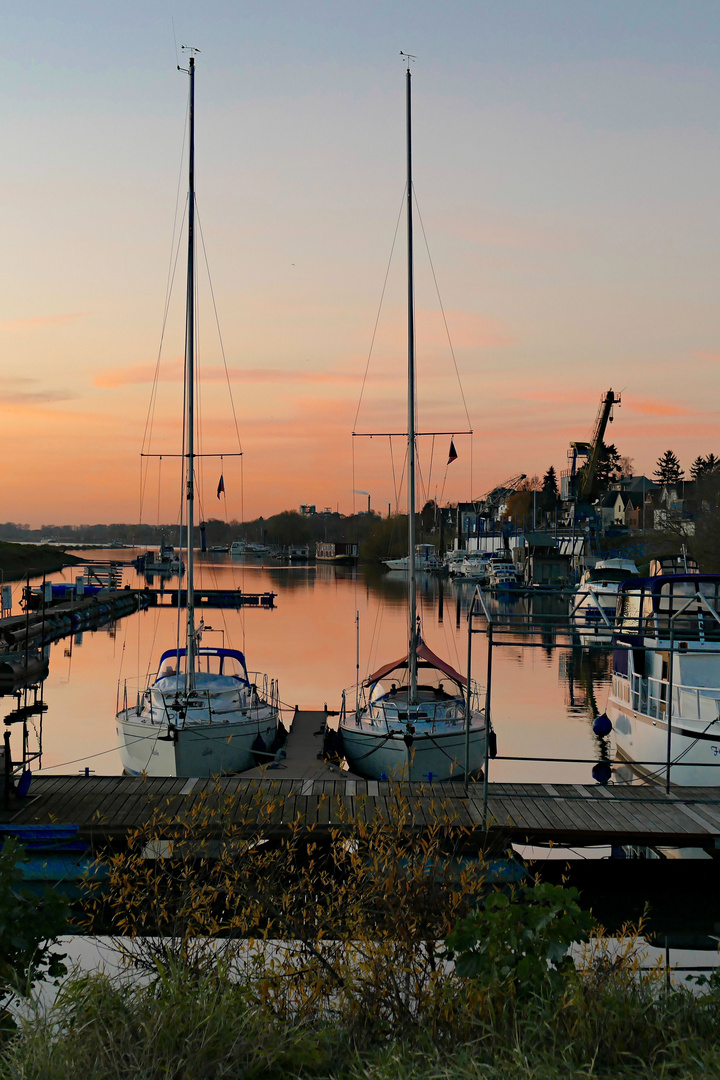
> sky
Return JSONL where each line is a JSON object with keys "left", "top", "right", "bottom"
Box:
{"left": 3, "top": 0, "right": 720, "bottom": 527}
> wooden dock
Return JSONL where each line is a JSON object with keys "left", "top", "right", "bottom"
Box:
{"left": 3, "top": 770, "right": 720, "bottom": 853}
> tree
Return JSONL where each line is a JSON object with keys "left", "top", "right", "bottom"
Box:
{"left": 654, "top": 450, "right": 684, "bottom": 487}
{"left": 541, "top": 466, "right": 559, "bottom": 501}
{"left": 589, "top": 442, "right": 622, "bottom": 497}
{"left": 618, "top": 455, "right": 634, "bottom": 478}
{"left": 690, "top": 454, "right": 719, "bottom": 482}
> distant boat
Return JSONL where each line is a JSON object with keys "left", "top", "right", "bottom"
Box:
{"left": 315, "top": 541, "right": 358, "bottom": 564}
{"left": 571, "top": 558, "right": 638, "bottom": 645}
{"left": 339, "top": 66, "right": 489, "bottom": 782}
{"left": 383, "top": 543, "right": 442, "bottom": 573}
{"left": 116, "top": 54, "right": 281, "bottom": 778}
{"left": 210, "top": 544, "right": 229, "bottom": 553}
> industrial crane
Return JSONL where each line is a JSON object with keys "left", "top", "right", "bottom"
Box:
{"left": 478, "top": 473, "right": 528, "bottom": 514}
{"left": 567, "top": 390, "right": 620, "bottom": 503}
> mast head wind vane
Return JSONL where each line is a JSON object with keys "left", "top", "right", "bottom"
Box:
{"left": 399, "top": 51, "right": 416, "bottom": 68}
{"left": 178, "top": 44, "right": 201, "bottom": 72}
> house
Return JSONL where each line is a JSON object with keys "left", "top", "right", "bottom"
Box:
{"left": 597, "top": 491, "right": 631, "bottom": 529}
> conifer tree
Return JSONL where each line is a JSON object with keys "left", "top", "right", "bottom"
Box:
{"left": 654, "top": 449, "right": 683, "bottom": 486}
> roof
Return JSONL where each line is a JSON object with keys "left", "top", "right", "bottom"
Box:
{"left": 365, "top": 639, "right": 467, "bottom": 687}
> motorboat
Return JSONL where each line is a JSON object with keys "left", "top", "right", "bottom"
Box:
{"left": 450, "top": 552, "right": 491, "bottom": 582}
{"left": 606, "top": 567, "right": 720, "bottom": 786}
{"left": 339, "top": 64, "right": 489, "bottom": 781}
{"left": 485, "top": 554, "right": 521, "bottom": 591}
{"left": 383, "top": 543, "right": 443, "bottom": 572}
{"left": 571, "top": 558, "right": 638, "bottom": 645}
{"left": 230, "top": 540, "right": 247, "bottom": 555}
{"left": 116, "top": 53, "right": 281, "bottom": 777}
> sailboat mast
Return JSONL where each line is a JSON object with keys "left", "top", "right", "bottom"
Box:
{"left": 185, "top": 54, "right": 196, "bottom": 690}
{"left": 406, "top": 65, "right": 417, "bottom": 701}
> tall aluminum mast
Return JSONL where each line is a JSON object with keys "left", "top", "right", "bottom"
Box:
{"left": 405, "top": 63, "right": 418, "bottom": 702}
{"left": 184, "top": 53, "right": 197, "bottom": 690}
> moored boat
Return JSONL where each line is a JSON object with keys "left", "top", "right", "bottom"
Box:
{"left": 606, "top": 567, "right": 720, "bottom": 786}
{"left": 571, "top": 558, "right": 638, "bottom": 645}
{"left": 116, "top": 53, "right": 281, "bottom": 777}
{"left": 339, "top": 63, "right": 489, "bottom": 781}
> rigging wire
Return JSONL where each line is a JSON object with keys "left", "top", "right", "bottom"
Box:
{"left": 195, "top": 206, "right": 245, "bottom": 457}
{"left": 353, "top": 187, "right": 407, "bottom": 433}
{"left": 412, "top": 188, "right": 473, "bottom": 433}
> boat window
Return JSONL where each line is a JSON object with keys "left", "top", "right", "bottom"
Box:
{"left": 587, "top": 568, "right": 634, "bottom": 584}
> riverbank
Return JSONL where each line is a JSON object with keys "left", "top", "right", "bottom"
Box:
{"left": 0, "top": 542, "right": 83, "bottom": 582}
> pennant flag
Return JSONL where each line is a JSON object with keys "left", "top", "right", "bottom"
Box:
{"left": 447, "top": 439, "right": 458, "bottom": 465}
{"left": 216, "top": 474, "right": 225, "bottom": 499}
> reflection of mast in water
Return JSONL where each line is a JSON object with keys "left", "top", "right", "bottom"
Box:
{"left": 561, "top": 647, "right": 612, "bottom": 717}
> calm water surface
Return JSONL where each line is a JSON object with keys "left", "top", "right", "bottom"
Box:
{"left": 5, "top": 550, "right": 612, "bottom": 782}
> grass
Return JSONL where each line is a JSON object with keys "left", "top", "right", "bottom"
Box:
{"left": 2, "top": 954, "right": 720, "bottom": 1080}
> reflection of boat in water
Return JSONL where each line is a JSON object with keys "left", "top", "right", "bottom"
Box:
{"left": 570, "top": 558, "right": 638, "bottom": 645}
{"left": 116, "top": 54, "right": 281, "bottom": 778}
{"left": 384, "top": 544, "right": 442, "bottom": 573}
{"left": 339, "top": 65, "right": 489, "bottom": 781}
{"left": 606, "top": 563, "right": 720, "bottom": 786}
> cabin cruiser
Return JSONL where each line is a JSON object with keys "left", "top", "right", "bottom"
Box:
{"left": 606, "top": 564, "right": 720, "bottom": 786}
{"left": 450, "top": 552, "right": 492, "bottom": 582}
{"left": 571, "top": 558, "right": 638, "bottom": 645}
{"left": 384, "top": 544, "right": 442, "bottom": 572}
{"left": 485, "top": 554, "right": 521, "bottom": 591}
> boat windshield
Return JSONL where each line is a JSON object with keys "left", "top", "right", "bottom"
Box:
{"left": 587, "top": 568, "right": 634, "bottom": 584}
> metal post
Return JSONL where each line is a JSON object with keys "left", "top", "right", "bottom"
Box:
{"left": 464, "top": 594, "right": 474, "bottom": 790}
{"left": 482, "top": 621, "right": 493, "bottom": 828}
{"left": 665, "top": 626, "right": 675, "bottom": 794}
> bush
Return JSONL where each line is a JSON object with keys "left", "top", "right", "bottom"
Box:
{"left": 0, "top": 838, "right": 68, "bottom": 1034}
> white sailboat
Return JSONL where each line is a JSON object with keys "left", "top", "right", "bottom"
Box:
{"left": 339, "top": 63, "right": 489, "bottom": 782}
{"left": 117, "top": 53, "right": 281, "bottom": 777}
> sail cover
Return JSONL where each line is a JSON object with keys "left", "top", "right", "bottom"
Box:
{"left": 365, "top": 640, "right": 467, "bottom": 687}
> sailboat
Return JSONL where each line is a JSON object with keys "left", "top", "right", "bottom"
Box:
{"left": 339, "top": 63, "right": 489, "bottom": 782}
{"left": 117, "top": 53, "right": 281, "bottom": 777}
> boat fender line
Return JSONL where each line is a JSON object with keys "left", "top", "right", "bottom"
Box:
{"left": 592, "top": 713, "right": 612, "bottom": 738}
{"left": 344, "top": 731, "right": 395, "bottom": 762}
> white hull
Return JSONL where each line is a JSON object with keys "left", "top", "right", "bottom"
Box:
{"left": 117, "top": 711, "right": 279, "bottom": 777}
{"left": 607, "top": 697, "right": 720, "bottom": 786}
{"left": 341, "top": 722, "right": 486, "bottom": 782}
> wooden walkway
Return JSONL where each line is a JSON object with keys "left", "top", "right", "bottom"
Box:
{"left": 3, "top": 772, "right": 720, "bottom": 852}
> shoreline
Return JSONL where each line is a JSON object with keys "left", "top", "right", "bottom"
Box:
{"left": 0, "top": 541, "right": 84, "bottom": 583}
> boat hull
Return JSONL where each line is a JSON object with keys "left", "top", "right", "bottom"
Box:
{"left": 607, "top": 697, "right": 720, "bottom": 786}
{"left": 340, "top": 723, "right": 486, "bottom": 782}
{"left": 117, "top": 712, "right": 280, "bottom": 777}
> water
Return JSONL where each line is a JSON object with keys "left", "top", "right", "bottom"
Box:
{"left": 3, "top": 549, "right": 611, "bottom": 782}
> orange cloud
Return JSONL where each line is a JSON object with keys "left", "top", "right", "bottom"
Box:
{"left": 94, "top": 361, "right": 394, "bottom": 390}
{"left": 0, "top": 312, "right": 86, "bottom": 331}
{"left": 625, "top": 399, "right": 687, "bottom": 417}
{"left": 693, "top": 350, "right": 720, "bottom": 363}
